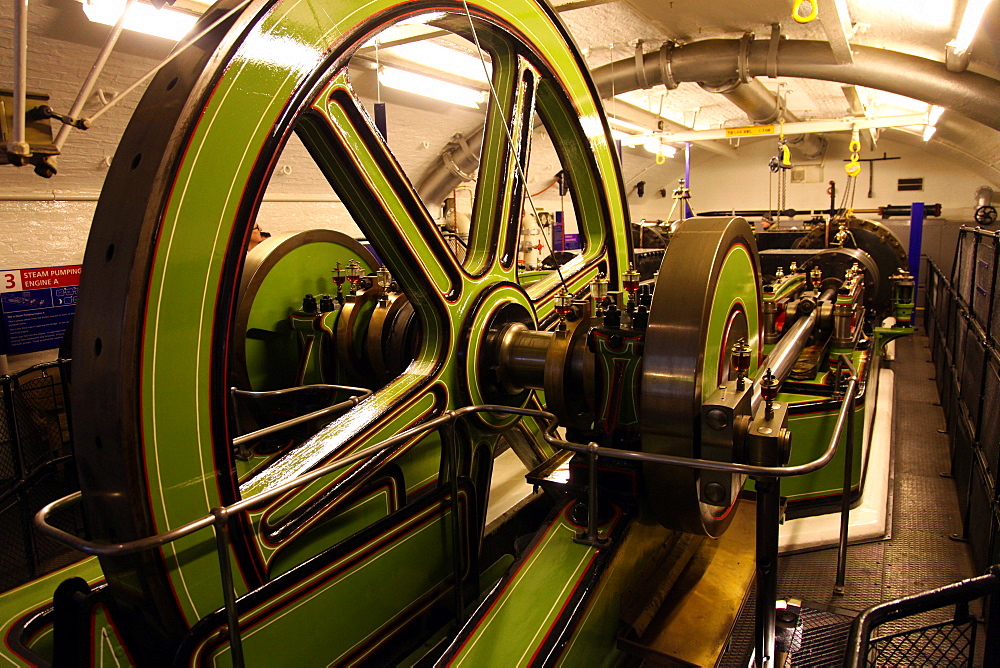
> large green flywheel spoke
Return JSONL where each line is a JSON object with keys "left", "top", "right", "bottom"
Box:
{"left": 69, "top": 0, "right": 631, "bottom": 663}
{"left": 463, "top": 44, "right": 538, "bottom": 280}
{"left": 302, "top": 70, "right": 464, "bottom": 306}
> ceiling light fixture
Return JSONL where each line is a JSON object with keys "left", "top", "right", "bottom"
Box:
{"left": 384, "top": 41, "right": 491, "bottom": 83}
{"left": 927, "top": 104, "right": 945, "bottom": 126}
{"left": 608, "top": 117, "right": 649, "bottom": 134}
{"left": 378, "top": 66, "right": 486, "bottom": 109}
{"left": 923, "top": 104, "right": 945, "bottom": 141}
{"left": 82, "top": 0, "right": 198, "bottom": 40}
{"left": 643, "top": 139, "right": 677, "bottom": 158}
{"left": 946, "top": 0, "right": 991, "bottom": 71}
{"left": 951, "top": 0, "right": 991, "bottom": 53}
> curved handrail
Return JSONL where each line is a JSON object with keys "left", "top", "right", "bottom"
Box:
{"left": 34, "top": 363, "right": 858, "bottom": 666}
{"left": 35, "top": 356, "right": 857, "bottom": 555}
{"left": 844, "top": 566, "right": 1000, "bottom": 668}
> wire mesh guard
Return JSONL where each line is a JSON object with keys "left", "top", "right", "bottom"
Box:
{"left": 782, "top": 601, "right": 976, "bottom": 667}
{"left": 784, "top": 606, "right": 855, "bottom": 667}
{"left": 866, "top": 616, "right": 976, "bottom": 667}
{"left": 0, "top": 362, "right": 84, "bottom": 594}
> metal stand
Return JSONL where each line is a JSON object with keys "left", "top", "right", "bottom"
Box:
{"left": 753, "top": 478, "right": 781, "bottom": 667}
{"left": 834, "top": 399, "right": 856, "bottom": 594}
{"left": 211, "top": 507, "right": 246, "bottom": 668}
{"left": 574, "top": 443, "right": 610, "bottom": 548}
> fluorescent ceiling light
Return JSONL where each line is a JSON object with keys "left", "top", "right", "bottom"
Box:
{"left": 643, "top": 140, "right": 677, "bottom": 158}
{"left": 378, "top": 66, "right": 485, "bottom": 108}
{"left": 950, "top": 0, "right": 991, "bottom": 52}
{"left": 384, "top": 42, "right": 491, "bottom": 83}
{"left": 608, "top": 117, "right": 649, "bottom": 134}
{"left": 82, "top": 0, "right": 197, "bottom": 40}
{"left": 859, "top": 88, "right": 927, "bottom": 115}
{"left": 927, "top": 104, "right": 945, "bottom": 126}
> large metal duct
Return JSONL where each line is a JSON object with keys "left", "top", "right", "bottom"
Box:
{"left": 420, "top": 38, "right": 1000, "bottom": 206}
{"left": 416, "top": 128, "right": 484, "bottom": 208}
{"left": 590, "top": 39, "right": 1000, "bottom": 132}
{"left": 415, "top": 105, "right": 738, "bottom": 205}
{"left": 711, "top": 78, "right": 827, "bottom": 159}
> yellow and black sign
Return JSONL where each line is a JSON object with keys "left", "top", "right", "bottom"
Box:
{"left": 725, "top": 124, "right": 775, "bottom": 138}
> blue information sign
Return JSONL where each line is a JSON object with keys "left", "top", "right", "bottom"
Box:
{"left": 0, "top": 265, "right": 81, "bottom": 355}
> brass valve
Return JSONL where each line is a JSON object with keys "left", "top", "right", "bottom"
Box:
{"left": 731, "top": 337, "right": 752, "bottom": 391}
{"left": 376, "top": 265, "right": 392, "bottom": 290}
{"left": 622, "top": 264, "right": 640, "bottom": 298}
{"left": 760, "top": 367, "right": 780, "bottom": 420}
{"left": 555, "top": 288, "right": 574, "bottom": 329}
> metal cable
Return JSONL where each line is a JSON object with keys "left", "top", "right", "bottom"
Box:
{"left": 460, "top": 0, "right": 568, "bottom": 289}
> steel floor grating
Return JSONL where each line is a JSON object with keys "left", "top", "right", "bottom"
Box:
{"left": 784, "top": 606, "right": 856, "bottom": 667}
{"left": 720, "top": 331, "right": 980, "bottom": 666}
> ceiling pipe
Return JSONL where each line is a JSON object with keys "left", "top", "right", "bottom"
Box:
{"left": 417, "top": 128, "right": 484, "bottom": 207}
{"left": 419, "top": 38, "right": 1000, "bottom": 207}
{"left": 417, "top": 106, "right": 738, "bottom": 206}
{"left": 589, "top": 38, "right": 1000, "bottom": 133}
{"left": 711, "top": 78, "right": 827, "bottom": 159}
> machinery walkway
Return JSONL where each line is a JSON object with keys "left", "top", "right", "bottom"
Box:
{"left": 721, "top": 330, "right": 980, "bottom": 666}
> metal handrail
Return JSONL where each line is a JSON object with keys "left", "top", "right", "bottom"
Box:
{"left": 35, "top": 367, "right": 858, "bottom": 665}
{"left": 844, "top": 566, "right": 1000, "bottom": 667}
{"left": 543, "top": 360, "right": 857, "bottom": 480}
{"left": 230, "top": 384, "right": 372, "bottom": 450}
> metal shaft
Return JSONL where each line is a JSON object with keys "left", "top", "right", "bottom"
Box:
{"left": 754, "top": 477, "right": 781, "bottom": 667}
{"left": 496, "top": 323, "right": 553, "bottom": 391}
{"left": 8, "top": 0, "right": 29, "bottom": 157}
{"left": 835, "top": 382, "right": 856, "bottom": 594}
{"left": 54, "top": 0, "right": 139, "bottom": 150}
{"left": 211, "top": 508, "right": 245, "bottom": 668}
{"left": 751, "top": 312, "right": 813, "bottom": 414}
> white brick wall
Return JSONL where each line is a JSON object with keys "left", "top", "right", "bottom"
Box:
{"left": 1, "top": 0, "right": 993, "bottom": 375}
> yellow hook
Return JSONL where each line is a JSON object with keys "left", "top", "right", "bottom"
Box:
{"left": 845, "top": 127, "right": 861, "bottom": 176}
{"left": 792, "top": 0, "right": 818, "bottom": 23}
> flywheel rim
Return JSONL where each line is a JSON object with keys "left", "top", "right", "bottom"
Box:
{"left": 641, "top": 217, "right": 762, "bottom": 537}
{"left": 70, "top": 0, "right": 630, "bottom": 659}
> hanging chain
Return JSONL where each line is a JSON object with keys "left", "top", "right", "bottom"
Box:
{"left": 769, "top": 114, "right": 791, "bottom": 226}
{"left": 834, "top": 128, "right": 863, "bottom": 245}
{"left": 461, "top": 0, "right": 569, "bottom": 289}
{"left": 778, "top": 166, "right": 787, "bottom": 222}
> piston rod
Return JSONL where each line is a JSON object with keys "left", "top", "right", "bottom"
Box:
{"left": 751, "top": 287, "right": 836, "bottom": 415}
{"left": 496, "top": 322, "right": 553, "bottom": 391}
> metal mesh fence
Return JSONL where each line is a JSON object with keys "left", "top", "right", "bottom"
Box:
{"left": 786, "top": 607, "right": 854, "bottom": 667}
{"left": 969, "top": 460, "right": 994, "bottom": 572}
{"left": 13, "top": 371, "right": 70, "bottom": 472}
{"left": 956, "top": 230, "right": 975, "bottom": 309}
{"left": 955, "top": 316, "right": 970, "bottom": 387}
{"left": 0, "top": 494, "right": 31, "bottom": 593}
{"left": 973, "top": 238, "right": 995, "bottom": 332}
{"left": 983, "top": 353, "right": 1000, "bottom": 480}
{"left": 960, "top": 326, "right": 986, "bottom": 437}
{"left": 868, "top": 617, "right": 975, "bottom": 667}
{"left": 928, "top": 237, "right": 1000, "bottom": 592}
{"left": 0, "top": 360, "right": 82, "bottom": 594}
{"left": 0, "top": 378, "right": 16, "bottom": 496}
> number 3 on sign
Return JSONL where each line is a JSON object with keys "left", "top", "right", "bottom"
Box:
{"left": 1, "top": 271, "right": 22, "bottom": 293}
